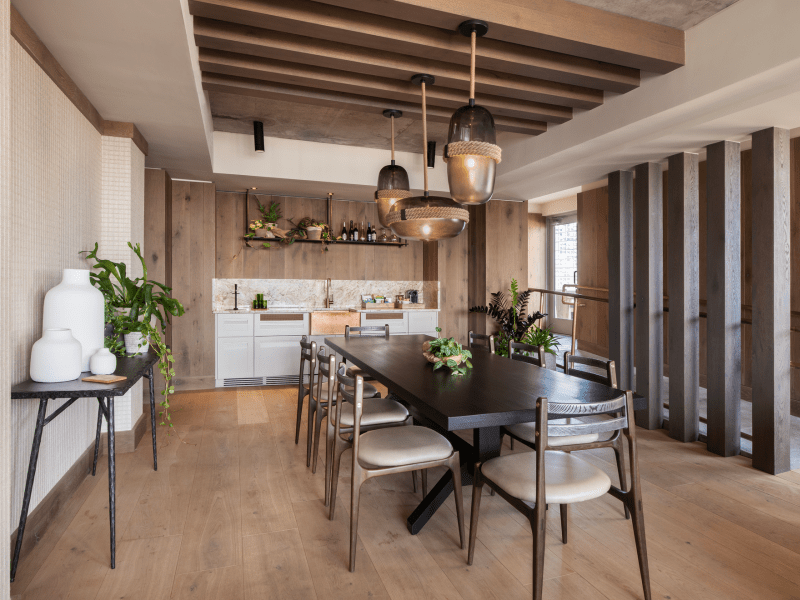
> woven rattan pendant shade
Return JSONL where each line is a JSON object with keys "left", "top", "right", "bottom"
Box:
{"left": 375, "top": 109, "right": 412, "bottom": 227}
{"left": 387, "top": 75, "right": 468, "bottom": 242}
{"left": 444, "top": 20, "right": 501, "bottom": 205}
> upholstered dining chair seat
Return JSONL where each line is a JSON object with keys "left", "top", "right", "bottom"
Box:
{"left": 333, "top": 397, "right": 408, "bottom": 427}
{"left": 357, "top": 426, "right": 453, "bottom": 468}
{"left": 309, "top": 381, "right": 378, "bottom": 400}
{"left": 482, "top": 451, "right": 611, "bottom": 504}
{"left": 505, "top": 416, "right": 610, "bottom": 447}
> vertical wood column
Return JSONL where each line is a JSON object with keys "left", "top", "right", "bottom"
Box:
{"left": 608, "top": 171, "right": 634, "bottom": 391}
{"left": 667, "top": 152, "right": 700, "bottom": 442}
{"left": 634, "top": 163, "right": 663, "bottom": 429}
{"left": 751, "top": 127, "right": 791, "bottom": 474}
{"left": 706, "top": 141, "right": 742, "bottom": 456}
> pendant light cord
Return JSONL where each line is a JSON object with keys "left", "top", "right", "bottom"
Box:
{"left": 391, "top": 115, "right": 395, "bottom": 163}
{"left": 421, "top": 81, "right": 429, "bottom": 194}
{"left": 470, "top": 30, "right": 476, "bottom": 103}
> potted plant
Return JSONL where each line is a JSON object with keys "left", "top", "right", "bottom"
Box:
{"left": 422, "top": 327, "right": 473, "bottom": 375}
{"left": 469, "top": 279, "right": 549, "bottom": 359}
{"left": 248, "top": 219, "right": 269, "bottom": 238}
{"left": 306, "top": 221, "right": 325, "bottom": 240}
{"left": 255, "top": 197, "right": 281, "bottom": 229}
{"left": 522, "top": 323, "right": 560, "bottom": 370}
{"left": 82, "top": 242, "right": 185, "bottom": 431}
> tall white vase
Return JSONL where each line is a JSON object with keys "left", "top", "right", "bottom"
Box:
{"left": 30, "top": 328, "right": 82, "bottom": 382}
{"left": 42, "top": 269, "right": 104, "bottom": 371}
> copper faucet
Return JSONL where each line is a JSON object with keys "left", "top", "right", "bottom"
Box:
{"left": 325, "top": 278, "right": 334, "bottom": 308}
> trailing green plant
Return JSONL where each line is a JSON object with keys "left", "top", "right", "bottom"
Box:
{"left": 81, "top": 242, "right": 185, "bottom": 432}
{"left": 426, "top": 327, "right": 473, "bottom": 376}
{"left": 103, "top": 300, "right": 126, "bottom": 355}
{"left": 469, "top": 278, "right": 546, "bottom": 358}
{"left": 282, "top": 217, "right": 335, "bottom": 252}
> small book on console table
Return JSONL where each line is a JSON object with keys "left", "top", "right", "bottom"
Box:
{"left": 82, "top": 374, "right": 127, "bottom": 384}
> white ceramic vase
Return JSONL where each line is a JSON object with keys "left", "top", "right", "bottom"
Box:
{"left": 124, "top": 332, "right": 150, "bottom": 355}
{"left": 42, "top": 269, "right": 104, "bottom": 371}
{"left": 90, "top": 347, "right": 117, "bottom": 375}
{"left": 30, "top": 328, "right": 82, "bottom": 382}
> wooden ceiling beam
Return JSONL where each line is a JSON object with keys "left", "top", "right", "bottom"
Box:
{"left": 199, "top": 48, "right": 571, "bottom": 123}
{"left": 193, "top": 17, "right": 601, "bottom": 109}
{"left": 312, "top": 0, "right": 685, "bottom": 73}
{"left": 188, "top": 0, "right": 636, "bottom": 93}
{"left": 201, "top": 73, "right": 547, "bottom": 136}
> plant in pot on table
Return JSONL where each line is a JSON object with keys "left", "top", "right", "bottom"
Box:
{"left": 423, "top": 328, "right": 473, "bottom": 376}
{"left": 82, "top": 242, "right": 185, "bottom": 431}
{"left": 469, "top": 279, "right": 558, "bottom": 365}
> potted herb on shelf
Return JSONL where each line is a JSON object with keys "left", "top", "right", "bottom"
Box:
{"left": 469, "top": 279, "right": 555, "bottom": 364}
{"left": 255, "top": 197, "right": 281, "bottom": 230}
{"left": 82, "top": 242, "right": 185, "bottom": 431}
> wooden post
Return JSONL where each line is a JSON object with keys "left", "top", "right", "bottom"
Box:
{"left": 751, "top": 127, "right": 791, "bottom": 474}
{"left": 706, "top": 141, "right": 742, "bottom": 457}
{"left": 608, "top": 171, "right": 634, "bottom": 391}
{"left": 667, "top": 152, "right": 700, "bottom": 442}
{"left": 634, "top": 162, "right": 663, "bottom": 429}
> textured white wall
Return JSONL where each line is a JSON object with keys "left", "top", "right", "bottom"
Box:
{"left": 8, "top": 39, "right": 102, "bottom": 532}
{"left": 0, "top": 0, "right": 11, "bottom": 594}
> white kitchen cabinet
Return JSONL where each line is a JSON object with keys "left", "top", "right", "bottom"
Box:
{"left": 407, "top": 311, "right": 438, "bottom": 335}
{"left": 217, "top": 313, "right": 254, "bottom": 337}
{"left": 254, "top": 335, "right": 305, "bottom": 384}
{"left": 254, "top": 312, "right": 308, "bottom": 336}
{"left": 216, "top": 336, "right": 254, "bottom": 382}
{"left": 360, "top": 311, "right": 408, "bottom": 334}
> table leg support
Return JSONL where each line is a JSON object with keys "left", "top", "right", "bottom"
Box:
{"left": 148, "top": 366, "right": 157, "bottom": 471}
{"left": 10, "top": 397, "right": 49, "bottom": 583}
{"left": 406, "top": 459, "right": 471, "bottom": 535}
{"left": 92, "top": 401, "right": 103, "bottom": 476}
{"left": 105, "top": 397, "right": 116, "bottom": 569}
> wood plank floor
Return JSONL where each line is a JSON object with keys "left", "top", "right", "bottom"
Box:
{"left": 11, "top": 386, "right": 800, "bottom": 599}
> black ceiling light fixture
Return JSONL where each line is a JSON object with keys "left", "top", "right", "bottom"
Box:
{"left": 374, "top": 109, "right": 412, "bottom": 228}
{"left": 427, "top": 141, "right": 436, "bottom": 168}
{"left": 253, "top": 120, "right": 265, "bottom": 153}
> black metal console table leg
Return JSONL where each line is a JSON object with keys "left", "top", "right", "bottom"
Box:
{"left": 104, "top": 396, "right": 117, "bottom": 569}
{"left": 92, "top": 400, "right": 103, "bottom": 476}
{"left": 10, "top": 397, "right": 49, "bottom": 583}
{"left": 147, "top": 366, "right": 157, "bottom": 471}
{"left": 405, "top": 425, "right": 501, "bottom": 535}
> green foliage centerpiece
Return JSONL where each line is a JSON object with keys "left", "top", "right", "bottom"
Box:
{"left": 423, "top": 327, "right": 473, "bottom": 376}
{"left": 82, "top": 242, "right": 185, "bottom": 432}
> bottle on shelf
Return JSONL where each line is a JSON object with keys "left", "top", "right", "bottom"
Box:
{"left": 367, "top": 222, "right": 374, "bottom": 242}
{"left": 351, "top": 219, "right": 359, "bottom": 242}
{"left": 361, "top": 220, "right": 366, "bottom": 242}
{"left": 341, "top": 220, "right": 348, "bottom": 241}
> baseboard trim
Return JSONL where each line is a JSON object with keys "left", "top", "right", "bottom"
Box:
{"left": 99, "top": 410, "right": 146, "bottom": 455}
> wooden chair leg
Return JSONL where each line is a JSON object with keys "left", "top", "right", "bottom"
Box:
{"left": 613, "top": 438, "right": 630, "bottom": 519}
{"left": 349, "top": 471, "right": 365, "bottom": 572}
{"left": 559, "top": 504, "right": 568, "bottom": 544}
{"left": 449, "top": 455, "right": 465, "bottom": 549}
{"left": 411, "top": 470, "right": 417, "bottom": 493}
{"left": 311, "top": 406, "right": 325, "bottom": 474}
{"left": 421, "top": 469, "right": 428, "bottom": 497}
{"left": 530, "top": 502, "right": 547, "bottom": 600}
{"left": 629, "top": 491, "right": 652, "bottom": 600}
{"left": 329, "top": 437, "right": 346, "bottom": 520}
{"left": 467, "top": 470, "right": 484, "bottom": 565}
{"left": 324, "top": 422, "right": 333, "bottom": 507}
{"left": 294, "top": 389, "right": 306, "bottom": 444}
{"left": 306, "top": 396, "right": 317, "bottom": 467}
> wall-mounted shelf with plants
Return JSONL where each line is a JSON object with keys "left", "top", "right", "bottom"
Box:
{"left": 244, "top": 237, "right": 407, "bottom": 248}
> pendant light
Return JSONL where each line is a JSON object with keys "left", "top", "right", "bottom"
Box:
{"left": 444, "top": 20, "right": 501, "bottom": 205}
{"left": 387, "top": 74, "right": 469, "bottom": 242}
{"left": 375, "top": 109, "right": 412, "bottom": 228}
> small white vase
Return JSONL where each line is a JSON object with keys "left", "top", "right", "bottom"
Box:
{"left": 42, "top": 269, "right": 104, "bottom": 371}
{"left": 90, "top": 347, "right": 117, "bottom": 375}
{"left": 124, "top": 332, "right": 150, "bottom": 355}
{"left": 30, "top": 328, "right": 82, "bottom": 382}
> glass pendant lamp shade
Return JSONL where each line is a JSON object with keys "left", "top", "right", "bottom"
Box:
{"left": 445, "top": 20, "right": 501, "bottom": 205}
{"left": 375, "top": 109, "right": 413, "bottom": 227}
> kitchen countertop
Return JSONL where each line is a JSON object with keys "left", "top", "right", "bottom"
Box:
{"left": 213, "top": 306, "right": 439, "bottom": 314}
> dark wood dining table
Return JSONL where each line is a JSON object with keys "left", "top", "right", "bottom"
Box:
{"left": 324, "top": 334, "right": 646, "bottom": 535}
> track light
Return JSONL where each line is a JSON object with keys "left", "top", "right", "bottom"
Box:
{"left": 253, "top": 121, "right": 265, "bottom": 153}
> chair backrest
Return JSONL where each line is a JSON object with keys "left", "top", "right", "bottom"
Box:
{"left": 563, "top": 352, "right": 617, "bottom": 388}
{"left": 345, "top": 324, "right": 390, "bottom": 339}
{"left": 316, "top": 347, "right": 337, "bottom": 407}
{"left": 509, "top": 341, "right": 545, "bottom": 367}
{"left": 299, "top": 336, "right": 317, "bottom": 388}
{"left": 469, "top": 331, "right": 495, "bottom": 354}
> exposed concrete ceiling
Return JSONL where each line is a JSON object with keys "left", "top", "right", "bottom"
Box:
{"left": 209, "top": 91, "right": 450, "bottom": 153}
{"left": 567, "top": 0, "right": 741, "bottom": 30}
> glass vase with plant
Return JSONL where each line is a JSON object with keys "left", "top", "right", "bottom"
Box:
{"left": 469, "top": 278, "right": 547, "bottom": 358}
{"left": 82, "top": 242, "right": 185, "bottom": 432}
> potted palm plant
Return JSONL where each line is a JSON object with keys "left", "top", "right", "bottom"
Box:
{"left": 82, "top": 242, "right": 185, "bottom": 430}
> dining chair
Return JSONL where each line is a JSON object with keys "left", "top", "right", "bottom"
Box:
{"left": 467, "top": 391, "right": 650, "bottom": 600}
{"left": 468, "top": 331, "right": 495, "bottom": 354}
{"left": 343, "top": 324, "right": 389, "bottom": 382}
{"left": 335, "top": 366, "right": 465, "bottom": 572}
{"left": 310, "top": 347, "right": 380, "bottom": 477}
{"left": 508, "top": 340, "right": 545, "bottom": 366}
{"left": 295, "top": 337, "right": 316, "bottom": 459}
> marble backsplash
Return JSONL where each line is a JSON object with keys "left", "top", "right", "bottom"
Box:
{"left": 213, "top": 279, "right": 439, "bottom": 311}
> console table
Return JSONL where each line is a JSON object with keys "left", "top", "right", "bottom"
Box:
{"left": 9, "top": 352, "right": 160, "bottom": 582}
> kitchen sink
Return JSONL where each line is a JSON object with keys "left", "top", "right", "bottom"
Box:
{"left": 310, "top": 310, "right": 360, "bottom": 335}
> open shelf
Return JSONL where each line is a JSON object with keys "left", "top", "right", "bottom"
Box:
{"left": 245, "top": 237, "right": 408, "bottom": 247}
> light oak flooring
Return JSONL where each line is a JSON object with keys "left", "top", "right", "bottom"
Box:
{"left": 11, "top": 385, "right": 800, "bottom": 600}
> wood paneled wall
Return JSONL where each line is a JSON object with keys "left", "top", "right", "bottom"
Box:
{"left": 170, "top": 181, "right": 216, "bottom": 382}
{"left": 215, "top": 192, "right": 423, "bottom": 280}
{"left": 577, "top": 142, "right": 800, "bottom": 405}
{"left": 528, "top": 213, "right": 546, "bottom": 292}
{"left": 422, "top": 232, "right": 470, "bottom": 344}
